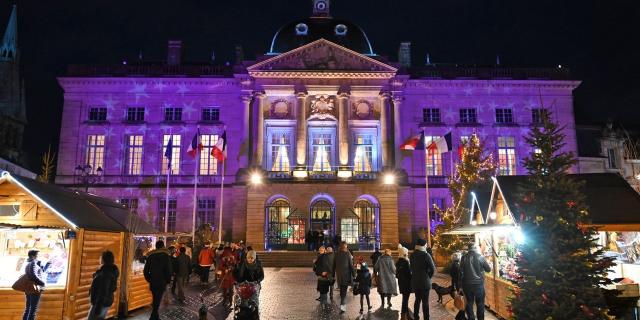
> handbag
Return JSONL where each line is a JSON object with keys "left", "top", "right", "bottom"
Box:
{"left": 454, "top": 292, "right": 466, "bottom": 311}
{"left": 12, "top": 274, "right": 40, "bottom": 294}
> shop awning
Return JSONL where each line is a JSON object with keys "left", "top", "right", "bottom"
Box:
{"left": 0, "top": 172, "right": 157, "bottom": 233}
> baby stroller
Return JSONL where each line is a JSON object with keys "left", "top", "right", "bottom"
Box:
{"left": 233, "top": 281, "right": 260, "bottom": 320}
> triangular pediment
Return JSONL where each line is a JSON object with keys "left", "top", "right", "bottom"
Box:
{"left": 248, "top": 39, "right": 397, "bottom": 78}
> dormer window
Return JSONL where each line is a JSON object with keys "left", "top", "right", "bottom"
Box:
{"left": 295, "top": 23, "right": 308, "bottom": 36}
{"left": 335, "top": 24, "right": 347, "bottom": 36}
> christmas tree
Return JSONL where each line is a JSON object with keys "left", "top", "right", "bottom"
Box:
{"left": 435, "top": 133, "right": 495, "bottom": 257}
{"left": 510, "top": 112, "right": 615, "bottom": 319}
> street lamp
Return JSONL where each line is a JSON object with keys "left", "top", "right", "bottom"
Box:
{"left": 74, "top": 164, "right": 103, "bottom": 192}
{"left": 383, "top": 173, "right": 396, "bottom": 185}
{"left": 250, "top": 172, "right": 263, "bottom": 185}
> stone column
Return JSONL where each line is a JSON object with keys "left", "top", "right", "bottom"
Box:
{"left": 392, "top": 95, "right": 404, "bottom": 167}
{"left": 295, "top": 92, "right": 308, "bottom": 167}
{"left": 255, "top": 92, "right": 267, "bottom": 167}
{"left": 338, "top": 92, "right": 350, "bottom": 167}
{"left": 379, "top": 92, "right": 391, "bottom": 168}
{"left": 241, "top": 94, "right": 252, "bottom": 168}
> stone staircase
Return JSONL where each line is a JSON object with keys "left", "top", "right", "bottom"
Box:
{"left": 256, "top": 250, "right": 395, "bottom": 268}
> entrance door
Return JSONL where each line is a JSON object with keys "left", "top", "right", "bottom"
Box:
{"left": 266, "top": 199, "right": 290, "bottom": 250}
{"left": 310, "top": 199, "right": 334, "bottom": 246}
{"left": 353, "top": 200, "right": 380, "bottom": 250}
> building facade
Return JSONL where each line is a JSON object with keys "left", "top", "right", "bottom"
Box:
{"left": 55, "top": 0, "right": 580, "bottom": 249}
{"left": 0, "top": 5, "right": 27, "bottom": 164}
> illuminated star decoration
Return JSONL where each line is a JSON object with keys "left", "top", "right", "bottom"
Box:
{"left": 176, "top": 84, "right": 190, "bottom": 96}
{"left": 486, "top": 85, "right": 496, "bottom": 95}
{"left": 102, "top": 95, "right": 118, "bottom": 112}
{"left": 443, "top": 107, "right": 456, "bottom": 121}
{"left": 182, "top": 101, "right": 196, "bottom": 118}
{"left": 128, "top": 82, "right": 149, "bottom": 103}
{"left": 153, "top": 81, "right": 167, "bottom": 92}
{"left": 463, "top": 87, "right": 474, "bottom": 96}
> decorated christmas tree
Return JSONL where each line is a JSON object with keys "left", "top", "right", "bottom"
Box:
{"left": 510, "top": 112, "right": 615, "bottom": 319}
{"left": 435, "top": 133, "right": 495, "bottom": 257}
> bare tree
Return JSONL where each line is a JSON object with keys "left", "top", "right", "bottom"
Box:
{"left": 37, "top": 145, "right": 56, "bottom": 183}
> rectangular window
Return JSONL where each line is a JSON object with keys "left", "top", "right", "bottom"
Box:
{"left": 495, "top": 108, "right": 513, "bottom": 124}
{"left": 158, "top": 198, "right": 177, "bottom": 232}
{"left": 353, "top": 134, "right": 374, "bottom": 172}
{"left": 422, "top": 108, "right": 441, "bottom": 123}
{"left": 460, "top": 136, "right": 470, "bottom": 144}
{"left": 88, "top": 107, "right": 107, "bottom": 122}
{"left": 311, "top": 133, "right": 333, "bottom": 171}
{"left": 200, "top": 134, "right": 219, "bottom": 175}
{"left": 86, "top": 134, "right": 105, "bottom": 173}
{"left": 126, "top": 107, "right": 145, "bottom": 122}
{"left": 270, "top": 132, "right": 292, "bottom": 172}
{"left": 498, "top": 136, "right": 516, "bottom": 175}
{"left": 164, "top": 108, "right": 183, "bottom": 122}
{"left": 341, "top": 218, "right": 359, "bottom": 244}
{"left": 125, "top": 135, "right": 144, "bottom": 175}
{"left": 119, "top": 198, "right": 139, "bottom": 215}
{"left": 197, "top": 198, "right": 216, "bottom": 227}
{"left": 459, "top": 108, "right": 477, "bottom": 124}
{"left": 202, "top": 108, "right": 220, "bottom": 122}
{"left": 532, "top": 108, "right": 547, "bottom": 124}
{"left": 608, "top": 148, "right": 617, "bottom": 169}
{"left": 162, "top": 134, "right": 181, "bottom": 175}
{"left": 425, "top": 136, "right": 442, "bottom": 175}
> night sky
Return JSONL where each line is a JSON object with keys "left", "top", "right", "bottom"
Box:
{"left": 1, "top": 0, "right": 639, "bottom": 171}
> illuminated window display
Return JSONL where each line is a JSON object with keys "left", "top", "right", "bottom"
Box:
{"left": 476, "top": 230, "right": 519, "bottom": 283}
{"left": 132, "top": 236, "right": 155, "bottom": 275}
{"left": 0, "top": 228, "right": 70, "bottom": 287}
{"left": 599, "top": 231, "right": 640, "bottom": 283}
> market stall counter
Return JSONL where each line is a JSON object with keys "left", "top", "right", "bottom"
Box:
{"left": 0, "top": 172, "right": 157, "bottom": 320}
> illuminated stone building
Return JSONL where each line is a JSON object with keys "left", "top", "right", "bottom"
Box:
{"left": 55, "top": 0, "right": 579, "bottom": 249}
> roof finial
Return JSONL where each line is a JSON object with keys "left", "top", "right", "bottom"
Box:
{"left": 312, "top": 0, "right": 331, "bottom": 17}
{"left": 0, "top": 4, "right": 18, "bottom": 61}
{"left": 496, "top": 54, "right": 501, "bottom": 66}
{"left": 425, "top": 53, "right": 432, "bottom": 66}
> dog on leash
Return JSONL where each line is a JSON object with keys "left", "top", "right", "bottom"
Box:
{"left": 431, "top": 283, "right": 455, "bottom": 303}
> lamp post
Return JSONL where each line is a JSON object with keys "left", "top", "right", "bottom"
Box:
{"left": 74, "top": 164, "right": 103, "bottom": 192}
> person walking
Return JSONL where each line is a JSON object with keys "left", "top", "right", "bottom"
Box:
{"left": 21, "top": 249, "right": 49, "bottom": 320}
{"left": 198, "top": 242, "right": 214, "bottom": 284}
{"left": 313, "top": 247, "right": 332, "bottom": 304}
{"left": 313, "top": 246, "right": 326, "bottom": 301}
{"left": 355, "top": 261, "right": 372, "bottom": 313}
{"left": 88, "top": 250, "right": 119, "bottom": 320}
{"left": 396, "top": 244, "right": 412, "bottom": 318}
{"left": 175, "top": 246, "right": 191, "bottom": 303}
{"left": 168, "top": 246, "right": 178, "bottom": 295}
{"left": 450, "top": 252, "right": 461, "bottom": 292}
{"left": 460, "top": 243, "right": 491, "bottom": 320}
{"left": 410, "top": 238, "right": 435, "bottom": 320}
{"left": 325, "top": 246, "right": 336, "bottom": 301}
{"left": 143, "top": 240, "right": 172, "bottom": 320}
{"left": 374, "top": 247, "right": 398, "bottom": 309}
{"left": 333, "top": 241, "right": 355, "bottom": 314}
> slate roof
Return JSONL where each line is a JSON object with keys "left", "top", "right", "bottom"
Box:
{"left": 1, "top": 173, "right": 157, "bottom": 233}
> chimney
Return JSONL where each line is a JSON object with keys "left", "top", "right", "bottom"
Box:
{"left": 398, "top": 42, "right": 411, "bottom": 68}
{"left": 234, "top": 45, "right": 244, "bottom": 65}
{"left": 167, "top": 40, "right": 183, "bottom": 66}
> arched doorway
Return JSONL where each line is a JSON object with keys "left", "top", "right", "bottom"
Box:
{"left": 265, "top": 198, "right": 290, "bottom": 250}
{"left": 310, "top": 198, "right": 335, "bottom": 247}
{"left": 352, "top": 198, "right": 380, "bottom": 250}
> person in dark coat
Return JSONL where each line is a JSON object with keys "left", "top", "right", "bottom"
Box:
{"left": 168, "top": 246, "right": 178, "bottom": 295}
{"left": 325, "top": 246, "right": 336, "bottom": 301}
{"left": 313, "top": 246, "right": 327, "bottom": 301}
{"left": 450, "top": 252, "right": 461, "bottom": 292}
{"left": 333, "top": 241, "right": 355, "bottom": 314}
{"left": 22, "top": 249, "right": 49, "bottom": 320}
{"left": 311, "top": 230, "right": 319, "bottom": 251}
{"left": 370, "top": 247, "right": 382, "bottom": 267}
{"left": 396, "top": 244, "right": 412, "bottom": 317}
{"left": 305, "top": 230, "right": 313, "bottom": 251}
{"left": 143, "top": 240, "right": 173, "bottom": 320}
{"left": 175, "top": 247, "right": 191, "bottom": 303}
{"left": 410, "top": 238, "right": 436, "bottom": 320}
{"left": 460, "top": 243, "right": 491, "bottom": 320}
{"left": 88, "top": 250, "right": 119, "bottom": 320}
{"left": 355, "top": 262, "right": 372, "bottom": 313}
{"left": 234, "top": 250, "right": 265, "bottom": 284}
{"left": 314, "top": 248, "right": 333, "bottom": 304}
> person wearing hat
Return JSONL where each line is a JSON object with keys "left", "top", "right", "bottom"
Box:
{"left": 234, "top": 250, "right": 264, "bottom": 284}
{"left": 410, "top": 238, "right": 435, "bottom": 320}
{"left": 460, "top": 243, "right": 491, "bottom": 320}
{"left": 396, "top": 244, "right": 412, "bottom": 318}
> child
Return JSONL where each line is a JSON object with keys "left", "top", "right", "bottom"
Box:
{"left": 355, "top": 261, "right": 372, "bottom": 313}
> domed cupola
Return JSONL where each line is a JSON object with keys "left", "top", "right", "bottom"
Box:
{"left": 268, "top": 0, "right": 375, "bottom": 56}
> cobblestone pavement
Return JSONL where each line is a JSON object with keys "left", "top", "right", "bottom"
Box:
{"left": 127, "top": 268, "right": 498, "bottom": 320}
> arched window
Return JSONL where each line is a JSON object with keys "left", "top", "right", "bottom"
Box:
{"left": 265, "top": 198, "right": 290, "bottom": 250}
{"left": 353, "top": 199, "right": 380, "bottom": 250}
{"left": 310, "top": 199, "right": 335, "bottom": 240}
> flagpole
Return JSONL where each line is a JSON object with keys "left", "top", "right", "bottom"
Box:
{"left": 217, "top": 157, "right": 225, "bottom": 244}
{"left": 426, "top": 150, "right": 431, "bottom": 248}
{"left": 191, "top": 129, "right": 200, "bottom": 244}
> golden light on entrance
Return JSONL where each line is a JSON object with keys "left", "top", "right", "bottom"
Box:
{"left": 383, "top": 173, "right": 396, "bottom": 185}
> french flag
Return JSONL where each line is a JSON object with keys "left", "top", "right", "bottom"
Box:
{"left": 186, "top": 129, "right": 203, "bottom": 158}
{"left": 400, "top": 130, "right": 425, "bottom": 150}
{"left": 211, "top": 130, "right": 227, "bottom": 162}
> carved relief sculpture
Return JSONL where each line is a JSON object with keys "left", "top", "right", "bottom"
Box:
{"left": 352, "top": 99, "right": 373, "bottom": 119}
{"left": 270, "top": 99, "right": 291, "bottom": 119}
{"left": 309, "top": 95, "right": 337, "bottom": 120}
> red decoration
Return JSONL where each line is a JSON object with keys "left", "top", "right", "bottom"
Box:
{"left": 567, "top": 200, "right": 576, "bottom": 208}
